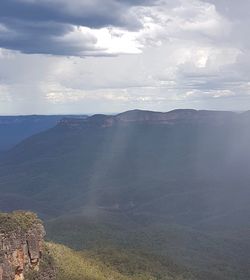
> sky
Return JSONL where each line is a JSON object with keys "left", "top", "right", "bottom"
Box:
{"left": 0, "top": 0, "right": 250, "bottom": 115}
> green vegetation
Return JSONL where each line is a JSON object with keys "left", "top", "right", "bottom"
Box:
{"left": 46, "top": 242, "right": 195, "bottom": 280}
{"left": 1, "top": 111, "right": 250, "bottom": 279}
{"left": 46, "top": 214, "right": 250, "bottom": 280}
{"left": 0, "top": 211, "right": 41, "bottom": 233}
{"left": 48, "top": 243, "right": 129, "bottom": 280}
{"left": 83, "top": 247, "right": 195, "bottom": 280}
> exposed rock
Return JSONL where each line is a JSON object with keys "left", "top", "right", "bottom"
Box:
{"left": 0, "top": 211, "right": 52, "bottom": 280}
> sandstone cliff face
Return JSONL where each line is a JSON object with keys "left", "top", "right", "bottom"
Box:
{"left": 0, "top": 212, "right": 46, "bottom": 280}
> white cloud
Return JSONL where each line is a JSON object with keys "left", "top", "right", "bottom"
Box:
{"left": 0, "top": 84, "right": 11, "bottom": 101}
{"left": 1, "top": 0, "right": 250, "bottom": 114}
{"left": 29, "top": 0, "right": 229, "bottom": 57}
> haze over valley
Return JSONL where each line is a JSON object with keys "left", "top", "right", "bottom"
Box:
{"left": 1, "top": 109, "right": 250, "bottom": 279}
{"left": 1, "top": 0, "right": 250, "bottom": 279}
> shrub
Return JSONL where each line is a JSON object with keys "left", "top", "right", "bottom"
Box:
{"left": 0, "top": 211, "right": 41, "bottom": 233}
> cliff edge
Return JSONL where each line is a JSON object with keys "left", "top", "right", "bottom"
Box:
{"left": 0, "top": 211, "right": 53, "bottom": 280}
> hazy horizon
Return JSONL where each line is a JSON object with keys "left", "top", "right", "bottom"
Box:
{"left": 0, "top": 107, "right": 248, "bottom": 117}
{"left": 1, "top": 2, "right": 250, "bottom": 280}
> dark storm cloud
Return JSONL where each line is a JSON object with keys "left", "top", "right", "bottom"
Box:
{"left": 0, "top": 0, "right": 155, "bottom": 56}
{"left": 0, "top": 0, "right": 137, "bottom": 29}
{"left": 0, "top": 18, "right": 98, "bottom": 56}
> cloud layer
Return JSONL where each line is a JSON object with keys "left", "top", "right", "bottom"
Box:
{"left": 0, "top": 0, "right": 250, "bottom": 114}
{"left": 0, "top": 0, "right": 156, "bottom": 56}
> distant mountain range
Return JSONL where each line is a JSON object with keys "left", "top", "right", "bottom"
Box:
{"left": 0, "top": 115, "right": 87, "bottom": 152}
{"left": 1, "top": 109, "right": 250, "bottom": 222}
{"left": 58, "top": 109, "right": 250, "bottom": 127}
{"left": 0, "top": 109, "right": 250, "bottom": 279}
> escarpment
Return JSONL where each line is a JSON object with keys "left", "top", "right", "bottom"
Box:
{"left": 0, "top": 211, "right": 53, "bottom": 280}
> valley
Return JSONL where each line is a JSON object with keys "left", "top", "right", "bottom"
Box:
{"left": 0, "top": 109, "right": 250, "bottom": 279}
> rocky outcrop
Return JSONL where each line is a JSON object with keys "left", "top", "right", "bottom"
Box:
{"left": 0, "top": 212, "right": 47, "bottom": 280}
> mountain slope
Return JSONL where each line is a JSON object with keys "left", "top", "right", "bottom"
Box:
{"left": 45, "top": 213, "right": 250, "bottom": 280}
{"left": 0, "top": 109, "right": 250, "bottom": 227}
{"left": 47, "top": 242, "right": 196, "bottom": 280}
{"left": 1, "top": 109, "right": 250, "bottom": 279}
{"left": 0, "top": 115, "right": 87, "bottom": 152}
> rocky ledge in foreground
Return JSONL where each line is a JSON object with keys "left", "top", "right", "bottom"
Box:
{"left": 0, "top": 211, "right": 54, "bottom": 280}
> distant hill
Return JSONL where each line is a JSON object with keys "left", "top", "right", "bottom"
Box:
{"left": 1, "top": 109, "right": 250, "bottom": 279}
{"left": 0, "top": 115, "right": 87, "bottom": 152}
{"left": 1, "top": 109, "right": 250, "bottom": 226}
